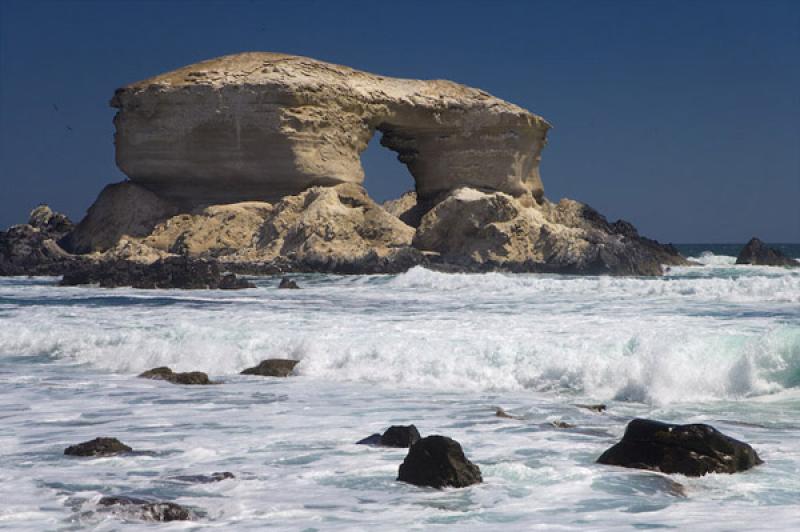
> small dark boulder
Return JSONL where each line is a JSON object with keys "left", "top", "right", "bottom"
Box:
{"left": 240, "top": 358, "right": 299, "bottom": 377}
{"left": 398, "top": 435, "right": 482, "bottom": 488}
{"left": 736, "top": 237, "right": 797, "bottom": 267}
{"left": 64, "top": 437, "right": 132, "bottom": 457}
{"left": 98, "top": 496, "right": 192, "bottom": 521}
{"left": 575, "top": 403, "right": 607, "bottom": 413}
{"left": 357, "top": 425, "right": 421, "bottom": 447}
{"left": 278, "top": 277, "right": 300, "bottom": 289}
{"left": 138, "top": 366, "right": 214, "bottom": 385}
{"left": 597, "top": 418, "right": 763, "bottom": 476}
{"left": 171, "top": 472, "right": 235, "bottom": 483}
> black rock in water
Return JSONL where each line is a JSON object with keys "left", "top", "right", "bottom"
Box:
{"left": 278, "top": 277, "right": 300, "bottom": 289}
{"left": 171, "top": 472, "right": 235, "bottom": 483}
{"left": 575, "top": 403, "right": 607, "bottom": 413}
{"left": 357, "top": 425, "right": 421, "bottom": 447}
{"left": 597, "top": 418, "right": 763, "bottom": 476}
{"left": 138, "top": 366, "right": 214, "bottom": 385}
{"left": 98, "top": 496, "right": 192, "bottom": 521}
{"left": 240, "top": 358, "right": 299, "bottom": 377}
{"left": 398, "top": 435, "right": 482, "bottom": 488}
{"left": 59, "top": 256, "right": 256, "bottom": 289}
{"left": 735, "top": 237, "right": 797, "bottom": 267}
{"left": 64, "top": 437, "right": 132, "bottom": 457}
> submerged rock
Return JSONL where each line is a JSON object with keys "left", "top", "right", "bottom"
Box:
{"left": 278, "top": 277, "right": 299, "bottom": 289}
{"left": 98, "top": 496, "right": 192, "bottom": 521}
{"left": 597, "top": 418, "right": 763, "bottom": 476}
{"left": 59, "top": 256, "right": 255, "bottom": 289}
{"left": 357, "top": 425, "right": 421, "bottom": 447}
{"left": 240, "top": 359, "right": 299, "bottom": 377}
{"left": 735, "top": 237, "right": 797, "bottom": 267}
{"left": 575, "top": 403, "right": 607, "bottom": 413}
{"left": 397, "top": 435, "right": 482, "bottom": 488}
{"left": 138, "top": 366, "right": 214, "bottom": 385}
{"left": 64, "top": 437, "right": 132, "bottom": 457}
{"left": 170, "top": 472, "right": 235, "bottom": 483}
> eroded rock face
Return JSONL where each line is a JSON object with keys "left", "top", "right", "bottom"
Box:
{"left": 111, "top": 52, "right": 549, "bottom": 207}
{"left": 597, "top": 418, "right": 763, "bottom": 476}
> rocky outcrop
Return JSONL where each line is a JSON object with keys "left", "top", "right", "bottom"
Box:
{"left": 240, "top": 358, "right": 299, "bottom": 377}
{"left": 138, "top": 366, "right": 214, "bottom": 385}
{"left": 64, "top": 437, "right": 132, "bottom": 457}
{"left": 0, "top": 206, "right": 77, "bottom": 275}
{"left": 397, "top": 435, "right": 482, "bottom": 488}
{"left": 97, "top": 496, "right": 192, "bottom": 521}
{"left": 111, "top": 52, "right": 549, "bottom": 207}
{"left": 597, "top": 419, "right": 763, "bottom": 476}
{"left": 735, "top": 237, "right": 797, "bottom": 267}
{"left": 59, "top": 256, "right": 255, "bottom": 289}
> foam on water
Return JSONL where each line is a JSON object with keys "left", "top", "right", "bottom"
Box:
{"left": 1, "top": 262, "right": 799, "bottom": 529}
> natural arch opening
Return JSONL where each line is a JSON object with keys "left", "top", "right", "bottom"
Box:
{"left": 359, "top": 133, "right": 416, "bottom": 205}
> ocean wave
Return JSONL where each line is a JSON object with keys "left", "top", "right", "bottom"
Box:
{"left": 687, "top": 251, "right": 738, "bottom": 266}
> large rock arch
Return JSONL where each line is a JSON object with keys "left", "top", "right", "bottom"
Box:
{"left": 111, "top": 52, "right": 550, "bottom": 208}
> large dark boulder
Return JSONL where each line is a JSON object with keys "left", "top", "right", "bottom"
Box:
{"left": 735, "top": 237, "right": 797, "bottom": 267}
{"left": 357, "top": 425, "right": 421, "bottom": 447}
{"left": 240, "top": 359, "right": 299, "bottom": 377}
{"left": 59, "top": 256, "right": 256, "bottom": 289}
{"left": 138, "top": 366, "right": 214, "bottom": 385}
{"left": 397, "top": 435, "right": 482, "bottom": 488}
{"left": 98, "top": 496, "right": 192, "bottom": 521}
{"left": 597, "top": 418, "right": 763, "bottom": 476}
{"left": 64, "top": 437, "right": 132, "bottom": 457}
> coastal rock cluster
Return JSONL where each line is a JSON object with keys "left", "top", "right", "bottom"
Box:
{"left": 1, "top": 52, "right": 692, "bottom": 279}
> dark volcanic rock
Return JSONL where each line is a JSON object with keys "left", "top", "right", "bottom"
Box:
{"left": 735, "top": 237, "right": 797, "bottom": 267}
{"left": 278, "top": 277, "right": 300, "bottom": 289}
{"left": 98, "top": 496, "right": 192, "bottom": 521}
{"left": 138, "top": 366, "right": 214, "bottom": 385}
{"left": 64, "top": 437, "right": 132, "bottom": 457}
{"left": 240, "top": 358, "right": 299, "bottom": 377}
{"left": 597, "top": 418, "right": 763, "bottom": 476}
{"left": 171, "top": 472, "right": 235, "bottom": 483}
{"left": 357, "top": 425, "right": 421, "bottom": 447}
{"left": 59, "top": 256, "right": 256, "bottom": 289}
{"left": 397, "top": 435, "right": 482, "bottom": 488}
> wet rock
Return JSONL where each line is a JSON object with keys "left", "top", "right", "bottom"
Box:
{"left": 398, "top": 435, "right": 482, "bottom": 488}
{"left": 735, "top": 237, "right": 797, "bottom": 267}
{"left": 575, "top": 403, "right": 607, "bottom": 413}
{"left": 358, "top": 425, "right": 421, "bottom": 447}
{"left": 495, "top": 407, "right": 523, "bottom": 420}
{"left": 278, "top": 277, "right": 299, "bottom": 289}
{"left": 138, "top": 366, "right": 214, "bottom": 385}
{"left": 240, "top": 358, "right": 299, "bottom": 377}
{"left": 64, "top": 437, "right": 132, "bottom": 457}
{"left": 98, "top": 496, "right": 192, "bottom": 521}
{"left": 597, "top": 418, "right": 763, "bottom": 476}
{"left": 171, "top": 472, "right": 235, "bottom": 483}
{"left": 59, "top": 256, "right": 255, "bottom": 289}
{"left": 550, "top": 420, "right": 576, "bottom": 429}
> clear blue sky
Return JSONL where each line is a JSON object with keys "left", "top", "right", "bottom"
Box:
{"left": 1, "top": 0, "right": 798, "bottom": 243}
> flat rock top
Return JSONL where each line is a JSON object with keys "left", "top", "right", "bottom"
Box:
{"left": 118, "top": 52, "right": 548, "bottom": 126}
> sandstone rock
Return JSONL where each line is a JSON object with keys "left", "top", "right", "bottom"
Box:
{"left": 111, "top": 52, "right": 550, "bottom": 207}
{"left": 278, "top": 277, "right": 299, "bottom": 289}
{"left": 597, "top": 418, "right": 763, "bottom": 476}
{"left": 61, "top": 181, "right": 179, "bottom": 253}
{"left": 28, "top": 205, "right": 73, "bottom": 239}
{"left": 397, "top": 435, "right": 482, "bottom": 488}
{"left": 735, "top": 237, "right": 797, "bottom": 267}
{"left": 64, "top": 437, "right": 132, "bottom": 457}
{"left": 138, "top": 366, "right": 214, "bottom": 385}
{"left": 97, "top": 496, "right": 192, "bottom": 521}
{"left": 357, "top": 425, "right": 421, "bottom": 447}
{"left": 59, "top": 256, "right": 255, "bottom": 289}
{"left": 240, "top": 358, "right": 299, "bottom": 377}
{"left": 383, "top": 191, "right": 426, "bottom": 228}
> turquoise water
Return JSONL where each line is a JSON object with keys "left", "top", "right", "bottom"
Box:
{"left": 0, "top": 249, "right": 798, "bottom": 529}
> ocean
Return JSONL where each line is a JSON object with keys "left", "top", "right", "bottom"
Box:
{"left": 0, "top": 245, "right": 798, "bottom": 530}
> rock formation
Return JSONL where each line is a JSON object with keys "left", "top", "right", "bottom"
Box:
{"left": 397, "top": 435, "right": 482, "bottom": 488}
{"left": 2, "top": 52, "right": 691, "bottom": 278}
{"left": 735, "top": 237, "right": 797, "bottom": 267}
{"left": 64, "top": 437, "right": 132, "bottom": 457}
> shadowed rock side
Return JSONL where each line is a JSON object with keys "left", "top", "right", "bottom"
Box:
{"left": 111, "top": 52, "right": 550, "bottom": 207}
{"left": 597, "top": 419, "right": 763, "bottom": 476}
{"left": 736, "top": 237, "right": 797, "bottom": 267}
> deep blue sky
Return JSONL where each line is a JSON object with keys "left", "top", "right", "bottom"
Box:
{"left": 1, "top": 0, "right": 798, "bottom": 243}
